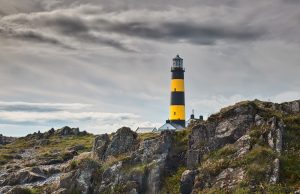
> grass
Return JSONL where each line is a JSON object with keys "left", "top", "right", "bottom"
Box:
{"left": 172, "top": 129, "right": 191, "bottom": 153}
{"left": 279, "top": 113, "right": 300, "bottom": 188}
{"left": 100, "top": 154, "right": 131, "bottom": 172}
{"left": 0, "top": 133, "right": 95, "bottom": 166}
{"left": 161, "top": 166, "right": 186, "bottom": 194}
{"left": 138, "top": 132, "right": 160, "bottom": 141}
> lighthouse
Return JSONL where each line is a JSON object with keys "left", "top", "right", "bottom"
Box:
{"left": 169, "top": 55, "right": 186, "bottom": 127}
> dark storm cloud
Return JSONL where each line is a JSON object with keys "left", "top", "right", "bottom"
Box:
{"left": 0, "top": 8, "right": 135, "bottom": 52}
{"left": 0, "top": 3, "right": 267, "bottom": 52}
{"left": 0, "top": 25, "right": 73, "bottom": 49}
{"left": 100, "top": 20, "right": 264, "bottom": 45}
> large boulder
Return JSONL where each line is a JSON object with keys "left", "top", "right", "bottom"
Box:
{"left": 104, "top": 127, "right": 138, "bottom": 158}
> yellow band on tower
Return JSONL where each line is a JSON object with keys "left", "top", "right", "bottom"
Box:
{"left": 171, "top": 79, "right": 185, "bottom": 92}
{"left": 169, "top": 105, "right": 185, "bottom": 120}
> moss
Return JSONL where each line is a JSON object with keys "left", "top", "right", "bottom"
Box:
{"left": 0, "top": 133, "right": 95, "bottom": 166}
{"left": 161, "top": 166, "right": 186, "bottom": 194}
{"left": 70, "top": 160, "right": 78, "bottom": 169}
{"left": 207, "top": 144, "right": 237, "bottom": 160}
{"left": 138, "top": 132, "right": 160, "bottom": 141}
{"left": 172, "top": 129, "right": 191, "bottom": 153}
{"left": 100, "top": 154, "right": 131, "bottom": 172}
{"left": 198, "top": 187, "right": 228, "bottom": 194}
{"left": 280, "top": 113, "right": 300, "bottom": 188}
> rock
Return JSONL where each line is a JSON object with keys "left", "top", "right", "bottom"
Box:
{"left": 269, "top": 158, "right": 280, "bottom": 184}
{"left": 187, "top": 103, "right": 256, "bottom": 168}
{"left": 0, "top": 134, "right": 16, "bottom": 145}
{"left": 180, "top": 170, "right": 198, "bottom": 194}
{"left": 57, "top": 126, "right": 80, "bottom": 136}
{"left": 280, "top": 100, "right": 300, "bottom": 114}
{"left": 233, "top": 135, "right": 251, "bottom": 157}
{"left": 92, "top": 134, "right": 110, "bottom": 160}
{"left": 135, "top": 130, "right": 173, "bottom": 163}
{"left": 255, "top": 114, "right": 264, "bottom": 126}
{"left": 104, "top": 127, "right": 138, "bottom": 158}
{"left": 59, "top": 158, "right": 101, "bottom": 194}
{"left": 1, "top": 167, "right": 46, "bottom": 186}
{"left": 52, "top": 188, "right": 68, "bottom": 194}
{"left": 267, "top": 117, "right": 283, "bottom": 154}
{"left": 213, "top": 168, "right": 245, "bottom": 189}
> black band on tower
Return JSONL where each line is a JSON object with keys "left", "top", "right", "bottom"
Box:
{"left": 171, "top": 120, "right": 185, "bottom": 126}
{"left": 171, "top": 70, "right": 184, "bottom": 79}
{"left": 170, "top": 92, "right": 185, "bottom": 105}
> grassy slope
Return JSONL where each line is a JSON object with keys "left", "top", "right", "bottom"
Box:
{"left": 0, "top": 133, "right": 95, "bottom": 166}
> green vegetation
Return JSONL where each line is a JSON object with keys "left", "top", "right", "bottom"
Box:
{"left": 0, "top": 133, "right": 95, "bottom": 166}
{"left": 280, "top": 113, "right": 300, "bottom": 189}
{"left": 100, "top": 154, "right": 131, "bottom": 172}
{"left": 0, "top": 137, "right": 33, "bottom": 165}
{"left": 70, "top": 160, "right": 78, "bottom": 169}
{"left": 172, "top": 129, "right": 191, "bottom": 153}
{"left": 138, "top": 132, "right": 160, "bottom": 141}
{"left": 161, "top": 166, "right": 186, "bottom": 194}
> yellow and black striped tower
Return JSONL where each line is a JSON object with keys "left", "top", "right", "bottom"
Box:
{"left": 169, "top": 54, "right": 185, "bottom": 127}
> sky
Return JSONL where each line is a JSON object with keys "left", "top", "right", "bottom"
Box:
{"left": 0, "top": 0, "right": 300, "bottom": 136}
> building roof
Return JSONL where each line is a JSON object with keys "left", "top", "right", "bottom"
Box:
{"left": 135, "top": 127, "right": 157, "bottom": 133}
{"left": 158, "top": 122, "right": 184, "bottom": 131}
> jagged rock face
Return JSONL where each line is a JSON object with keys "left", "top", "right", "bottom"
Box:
{"left": 92, "top": 134, "right": 110, "bottom": 160}
{"left": 59, "top": 159, "right": 100, "bottom": 194}
{"left": 90, "top": 129, "right": 175, "bottom": 194}
{"left": 183, "top": 100, "right": 300, "bottom": 193}
{"left": 92, "top": 127, "right": 139, "bottom": 160}
{"left": 187, "top": 103, "right": 257, "bottom": 168}
{"left": 105, "top": 127, "right": 138, "bottom": 158}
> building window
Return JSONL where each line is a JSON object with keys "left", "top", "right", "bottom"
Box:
{"left": 174, "top": 112, "right": 176, "bottom": 115}
{"left": 174, "top": 88, "right": 176, "bottom": 91}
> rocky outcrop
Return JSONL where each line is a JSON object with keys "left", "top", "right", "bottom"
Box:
{"left": 59, "top": 158, "right": 100, "bottom": 194}
{"left": 0, "top": 134, "right": 16, "bottom": 145}
{"left": 183, "top": 100, "right": 300, "bottom": 193}
{"left": 1, "top": 100, "right": 299, "bottom": 194}
{"left": 187, "top": 102, "right": 257, "bottom": 168}
{"left": 92, "top": 134, "right": 110, "bottom": 160}
{"left": 55, "top": 126, "right": 88, "bottom": 136}
{"left": 105, "top": 127, "right": 138, "bottom": 158}
{"left": 90, "top": 128, "right": 175, "bottom": 194}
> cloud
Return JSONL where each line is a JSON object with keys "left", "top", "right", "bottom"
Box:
{"left": 0, "top": 26, "right": 73, "bottom": 49}
{"left": 0, "top": 6, "right": 136, "bottom": 52}
{"left": 0, "top": 101, "right": 161, "bottom": 136}
{"left": 100, "top": 20, "right": 264, "bottom": 45}
{"left": 189, "top": 91, "right": 300, "bottom": 118}
{"left": 0, "top": 101, "right": 91, "bottom": 112}
{"left": 0, "top": 3, "right": 268, "bottom": 52}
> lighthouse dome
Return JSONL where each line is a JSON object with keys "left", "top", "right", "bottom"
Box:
{"left": 172, "top": 54, "right": 183, "bottom": 69}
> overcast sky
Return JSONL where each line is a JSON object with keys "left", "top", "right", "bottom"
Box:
{"left": 0, "top": 0, "right": 300, "bottom": 136}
